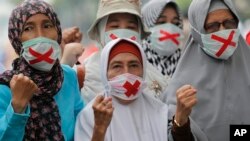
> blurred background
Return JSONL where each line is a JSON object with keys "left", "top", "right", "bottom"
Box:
{"left": 0, "top": 0, "right": 250, "bottom": 71}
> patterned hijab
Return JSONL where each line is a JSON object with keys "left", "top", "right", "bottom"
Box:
{"left": 0, "top": 0, "right": 64, "bottom": 140}
{"left": 141, "top": 0, "right": 183, "bottom": 76}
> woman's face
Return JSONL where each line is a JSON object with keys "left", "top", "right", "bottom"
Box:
{"left": 20, "top": 14, "right": 58, "bottom": 42}
{"left": 105, "top": 13, "right": 139, "bottom": 32}
{"left": 107, "top": 52, "right": 143, "bottom": 104}
{"left": 155, "top": 6, "right": 180, "bottom": 26}
{"left": 204, "top": 9, "right": 237, "bottom": 33}
{"left": 107, "top": 53, "right": 143, "bottom": 80}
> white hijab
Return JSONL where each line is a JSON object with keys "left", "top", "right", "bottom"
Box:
{"left": 162, "top": 0, "right": 250, "bottom": 141}
{"left": 75, "top": 38, "right": 168, "bottom": 141}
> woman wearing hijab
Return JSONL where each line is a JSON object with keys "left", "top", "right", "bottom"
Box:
{"left": 80, "top": 0, "right": 168, "bottom": 103}
{"left": 75, "top": 38, "right": 196, "bottom": 141}
{"left": 142, "top": 0, "right": 184, "bottom": 77}
{"left": 0, "top": 0, "right": 84, "bottom": 140}
{"left": 163, "top": 0, "right": 250, "bottom": 140}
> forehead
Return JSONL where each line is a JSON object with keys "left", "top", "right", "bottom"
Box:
{"left": 109, "top": 52, "right": 140, "bottom": 64}
{"left": 108, "top": 13, "right": 138, "bottom": 22}
{"left": 205, "top": 9, "right": 234, "bottom": 23}
{"left": 25, "top": 13, "right": 50, "bottom": 23}
{"left": 160, "top": 6, "right": 178, "bottom": 19}
{"left": 161, "top": 5, "right": 178, "bottom": 15}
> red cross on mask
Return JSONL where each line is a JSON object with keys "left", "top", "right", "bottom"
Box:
{"left": 29, "top": 47, "right": 54, "bottom": 64}
{"left": 211, "top": 30, "right": 236, "bottom": 57}
{"left": 109, "top": 33, "right": 137, "bottom": 41}
{"left": 123, "top": 80, "right": 141, "bottom": 97}
{"left": 159, "top": 30, "right": 180, "bottom": 45}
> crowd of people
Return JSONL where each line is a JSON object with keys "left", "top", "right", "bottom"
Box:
{"left": 0, "top": 0, "right": 250, "bottom": 141}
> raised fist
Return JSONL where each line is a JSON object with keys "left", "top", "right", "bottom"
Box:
{"left": 10, "top": 74, "right": 39, "bottom": 113}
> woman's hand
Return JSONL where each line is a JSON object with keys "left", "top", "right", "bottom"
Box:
{"left": 10, "top": 74, "right": 39, "bottom": 113}
{"left": 61, "top": 26, "right": 83, "bottom": 49}
{"left": 91, "top": 95, "right": 114, "bottom": 141}
{"left": 60, "top": 43, "right": 84, "bottom": 67}
{"left": 174, "top": 85, "right": 197, "bottom": 126}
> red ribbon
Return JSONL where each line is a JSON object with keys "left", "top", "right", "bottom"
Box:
{"left": 211, "top": 30, "right": 236, "bottom": 57}
{"left": 29, "top": 47, "right": 54, "bottom": 64}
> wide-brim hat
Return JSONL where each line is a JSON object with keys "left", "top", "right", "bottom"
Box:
{"left": 88, "top": 0, "right": 151, "bottom": 41}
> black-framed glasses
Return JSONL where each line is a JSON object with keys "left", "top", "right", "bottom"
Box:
{"left": 204, "top": 19, "right": 238, "bottom": 33}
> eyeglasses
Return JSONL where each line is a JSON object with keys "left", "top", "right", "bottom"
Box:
{"left": 204, "top": 19, "right": 238, "bottom": 33}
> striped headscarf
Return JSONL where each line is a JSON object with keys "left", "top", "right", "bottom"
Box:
{"left": 0, "top": 0, "right": 64, "bottom": 140}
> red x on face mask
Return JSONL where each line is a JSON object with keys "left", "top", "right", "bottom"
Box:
{"left": 211, "top": 30, "right": 236, "bottom": 57}
{"left": 159, "top": 30, "right": 180, "bottom": 45}
{"left": 123, "top": 80, "right": 141, "bottom": 97}
{"left": 29, "top": 47, "right": 54, "bottom": 64}
{"left": 109, "top": 73, "right": 144, "bottom": 101}
{"left": 21, "top": 37, "right": 61, "bottom": 71}
{"left": 200, "top": 29, "right": 239, "bottom": 60}
{"left": 104, "top": 29, "right": 140, "bottom": 45}
{"left": 110, "top": 33, "right": 137, "bottom": 41}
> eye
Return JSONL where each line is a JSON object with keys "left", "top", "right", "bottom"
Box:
{"left": 23, "top": 25, "right": 33, "bottom": 32}
{"left": 130, "top": 63, "right": 140, "bottom": 68}
{"left": 107, "top": 22, "right": 119, "bottom": 29}
{"left": 172, "top": 19, "right": 181, "bottom": 26}
{"left": 223, "top": 19, "right": 238, "bottom": 29}
{"left": 155, "top": 21, "right": 166, "bottom": 25}
{"left": 155, "top": 16, "right": 166, "bottom": 25}
{"left": 204, "top": 22, "right": 220, "bottom": 33}
{"left": 112, "top": 64, "right": 122, "bottom": 69}
{"left": 128, "top": 26, "right": 136, "bottom": 30}
{"left": 128, "top": 24, "right": 137, "bottom": 30}
{"left": 44, "top": 22, "right": 54, "bottom": 28}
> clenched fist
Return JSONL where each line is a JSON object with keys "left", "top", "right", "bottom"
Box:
{"left": 10, "top": 74, "right": 39, "bottom": 113}
{"left": 61, "top": 26, "right": 83, "bottom": 49}
{"left": 174, "top": 85, "right": 197, "bottom": 126}
{"left": 60, "top": 43, "right": 84, "bottom": 67}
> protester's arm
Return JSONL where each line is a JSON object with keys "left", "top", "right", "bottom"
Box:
{"left": 0, "top": 85, "right": 30, "bottom": 141}
{"left": 60, "top": 43, "right": 84, "bottom": 67}
{"left": 172, "top": 85, "right": 197, "bottom": 141}
{"left": 60, "top": 27, "right": 84, "bottom": 67}
{"left": 72, "top": 66, "right": 85, "bottom": 117}
{"left": 171, "top": 116, "right": 194, "bottom": 141}
{"left": 61, "top": 26, "right": 82, "bottom": 49}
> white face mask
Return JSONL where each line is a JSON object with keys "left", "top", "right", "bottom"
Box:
{"left": 22, "top": 37, "right": 61, "bottom": 72}
{"left": 104, "top": 29, "right": 141, "bottom": 45}
{"left": 149, "top": 23, "right": 184, "bottom": 56}
{"left": 200, "top": 29, "right": 240, "bottom": 60}
{"left": 108, "top": 73, "right": 145, "bottom": 101}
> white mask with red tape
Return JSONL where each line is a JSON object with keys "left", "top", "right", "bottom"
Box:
{"left": 104, "top": 29, "right": 140, "bottom": 45}
{"left": 22, "top": 37, "right": 61, "bottom": 72}
{"left": 108, "top": 73, "right": 145, "bottom": 101}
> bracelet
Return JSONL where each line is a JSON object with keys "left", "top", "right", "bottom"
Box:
{"left": 174, "top": 118, "right": 182, "bottom": 127}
